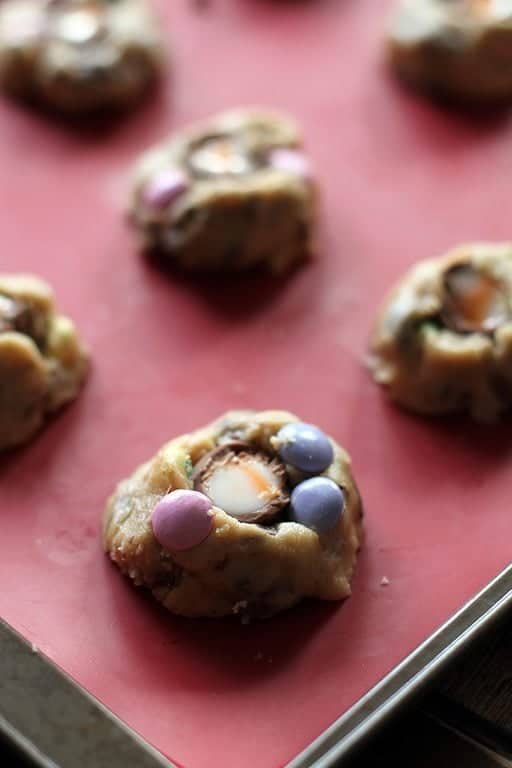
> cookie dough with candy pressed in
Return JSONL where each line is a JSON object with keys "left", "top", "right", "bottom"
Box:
{"left": 0, "top": 0, "right": 163, "bottom": 115}
{"left": 0, "top": 274, "right": 88, "bottom": 451}
{"left": 129, "top": 109, "right": 317, "bottom": 274}
{"left": 387, "top": 0, "right": 512, "bottom": 104}
{"left": 368, "top": 243, "right": 512, "bottom": 423}
{"left": 103, "top": 411, "right": 363, "bottom": 620}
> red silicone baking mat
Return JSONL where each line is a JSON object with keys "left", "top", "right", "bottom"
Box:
{"left": 0, "top": 1, "right": 511, "bottom": 767}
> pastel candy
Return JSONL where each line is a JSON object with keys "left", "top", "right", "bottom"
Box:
{"left": 268, "top": 147, "right": 311, "bottom": 178}
{"left": 141, "top": 169, "right": 189, "bottom": 210}
{"left": 276, "top": 422, "right": 333, "bottom": 473}
{"left": 2, "top": 2, "right": 46, "bottom": 46}
{"left": 152, "top": 489, "right": 214, "bottom": 552}
{"left": 290, "top": 477, "right": 345, "bottom": 534}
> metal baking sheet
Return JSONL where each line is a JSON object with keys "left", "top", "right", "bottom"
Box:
{"left": 0, "top": 1, "right": 511, "bottom": 767}
{"left": 1, "top": 566, "right": 510, "bottom": 768}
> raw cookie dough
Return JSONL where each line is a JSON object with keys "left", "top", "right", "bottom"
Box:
{"left": 387, "top": 0, "right": 512, "bottom": 104}
{"left": 129, "top": 109, "right": 317, "bottom": 273}
{"left": 0, "top": 0, "right": 162, "bottom": 115}
{"left": 368, "top": 243, "right": 512, "bottom": 422}
{"left": 103, "top": 410, "right": 363, "bottom": 619}
{"left": 0, "top": 274, "right": 88, "bottom": 450}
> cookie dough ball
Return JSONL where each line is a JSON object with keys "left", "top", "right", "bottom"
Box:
{"left": 0, "top": 0, "right": 162, "bottom": 115}
{"left": 387, "top": 0, "right": 512, "bottom": 104}
{"left": 0, "top": 274, "right": 88, "bottom": 450}
{"left": 103, "top": 410, "right": 363, "bottom": 619}
{"left": 129, "top": 109, "right": 317, "bottom": 274}
{"left": 368, "top": 243, "right": 512, "bottom": 423}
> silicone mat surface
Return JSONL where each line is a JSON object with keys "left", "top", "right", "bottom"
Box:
{"left": 0, "top": 1, "right": 511, "bottom": 767}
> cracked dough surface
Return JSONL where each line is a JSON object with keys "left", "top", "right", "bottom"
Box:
{"left": 130, "top": 109, "right": 317, "bottom": 274}
{"left": 387, "top": 0, "right": 512, "bottom": 103}
{"left": 103, "top": 410, "right": 363, "bottom": 619}
{"left": 368, "top": 243, "right": 512, "bottom": 423}
{"left": 0, "top": 274, "right": 88, "bottom": 451}
{"left": 0, "top": 0, "right": 162, "bottom": 114}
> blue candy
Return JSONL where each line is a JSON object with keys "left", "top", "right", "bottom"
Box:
{"left": 276, "top": 422, "right": 333, "bottom": 473}
{"left": 290, "top": 477, "right": 344, "bottom": 533}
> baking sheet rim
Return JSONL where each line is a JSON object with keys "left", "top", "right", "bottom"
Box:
{"left": 0, "top": 564, "right": 510, "bottom": 768}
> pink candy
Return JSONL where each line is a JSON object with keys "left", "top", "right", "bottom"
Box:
{"left": 151, "top": 490, "right": 214, "bottom": 552}
{"left": 268, "top": 147, "right": 311, "bottom": 179}
{"left": 141, "top": 169, "right": 189, "bottom": 211}
{"left": 2, "top": 5, "right": 46, "bottom": 46}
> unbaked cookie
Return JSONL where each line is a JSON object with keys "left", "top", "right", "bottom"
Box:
{"left": 0, "top": 0, "right": 162, "bottom": 115}
{"left": 129, "top": 109, "right": 317, "bottom": 273}
{"left": 387, "top": 0, "right": 512, "bottom": 104}
{"left": 0, "top": 274, "right": 88, "bottom": 451}
{"left": 368, "top": 243, "right": 512, "bottom": 422}
{"left": 103, "top": 410, "right": 363, "bottom": 619}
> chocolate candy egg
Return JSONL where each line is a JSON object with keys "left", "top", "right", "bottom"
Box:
{"left": 152, "top": 489, "right": 214, "bottom": 552}
{"left": 0, "top": 294, "right": 40, "bottom": 342}
{"left": 0, "top": 295, "right": 24, "bottom": 334}
{"left": 141, "top": 169, "right": 190, "bottom": 211}
{"left": 275, "top": 422, "right": 333, "bottom": 474}
{"left": 441, "top": 262, "right": 510, "bottom": 334}
{"left": 52, "top": 2, "right": 105, "bottom": 46}
{"left": 290, "top": 477, "right": 344, "bottom": 534}
{"left": 187, "top": 135, "right": 254, "bottom": 177}
{"left": 193, "top": 442, "right": 289, "bottom": 524}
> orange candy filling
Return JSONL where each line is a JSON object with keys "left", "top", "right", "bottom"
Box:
{"left": 442, "top": 263, "right": 509, "bottom": 333}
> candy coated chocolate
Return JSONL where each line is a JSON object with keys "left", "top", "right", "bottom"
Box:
{"left": 268, "top": 147, "right": 311, "bottom": 178}
{"left": 276, "top": 422, "right": 333, "bottom": 473}
{"left": 141, "top": 169, "right": 189, "bottom": 211}
{"left": 290, "top": 477, "right": 345, "bottom": 534}
{"left": 152, "top": 489, "right": 214, "bottom": 552}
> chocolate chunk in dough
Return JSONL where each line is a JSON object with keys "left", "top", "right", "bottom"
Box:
{"left": 129, "top": 109, "right": 317, "bottom": 274}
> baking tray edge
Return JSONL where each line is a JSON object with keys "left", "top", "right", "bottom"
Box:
{"left": 0, "top": 619, "right": 175, "bottom": 768}
{"left": 0, "top": 564, "right": 510, "bottom": 768}
{"left": 287, "top": 563, "right": 512, "bottom": 767}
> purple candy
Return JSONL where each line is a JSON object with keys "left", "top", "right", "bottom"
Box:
{"left": 141, "top": 168, "right": 189, "bottom": 211}
{"left": 276, "top": 422, "right": 333, "bottom": 474}
{"left": 268, "top": 147, "right": 311, "bottom": 178}
{"left": 152, "top": 489, "right": 214, "bottom": 552}
{"left": 290, "top": 477, "right": 344, "bottom": 534}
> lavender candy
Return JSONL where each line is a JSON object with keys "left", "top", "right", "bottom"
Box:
{"left": 275, "top": 422, "right": 333, "bottom": 474}
{"left": 290, "top": 477, "right": 345, "bottom": 534}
